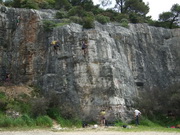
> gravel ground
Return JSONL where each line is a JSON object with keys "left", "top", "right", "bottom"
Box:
{"left": 0, "top": 130, "right": 179, "bottom": 135}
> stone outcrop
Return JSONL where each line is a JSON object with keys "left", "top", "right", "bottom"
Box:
{"left": 0, "top": 6, "right": 180, "bottom": 122}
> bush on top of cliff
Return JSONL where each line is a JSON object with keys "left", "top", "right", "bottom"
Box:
{"left": 67, "top": 6, "right": 86, "bottom": 17}
{"left": 4, "top": 0, "right": 55, "bottom": 9}
{"left": 70, "top": 16, "right": 83, "bottom": 25}
{"left": 119, "top": 18, "right": 129, "bottom": 28}
{"left": 55, "top": 6, "right": 95, "bottom": 27}
{"left": 82, "top": 16, "right": 95, "bottom": 28}
{"left": 43, "top": 20, "right": 57, "bottom": 31}
{"left": 21, "top": 0, "right": 39, "bottom": 9}
{"left": 100, "top": 9, "right": 119, "bottom": 21}
{"left": 56, "top": 11, "right": 68, "bottom": 19}
{"left": 2, "top": 0, "right": 180, "bottom": 29}
{"left": 95, "top": 14, "right": 110, "bottom": 24}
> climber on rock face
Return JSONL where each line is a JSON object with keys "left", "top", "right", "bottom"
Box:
{"left": 51, "top": 40, "right": 60, "bottom": 53}
{"left": 81, "top": 40, "right": 88, "bottom": 55}
{"left": 5, "top": 73, "right": 10, "bottom": 82}
{"left": 16, "top": 15, "right": 21, "bottom": 26}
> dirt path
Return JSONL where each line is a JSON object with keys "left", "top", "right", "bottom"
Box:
{"left": 0, "top": 130, "right": 179, "bottom": 135}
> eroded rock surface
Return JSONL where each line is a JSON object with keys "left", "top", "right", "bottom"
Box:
{"left": 0, "top": 6, "right": 180, "bottom": 122}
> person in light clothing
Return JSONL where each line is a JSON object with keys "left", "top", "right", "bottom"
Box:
{"left": 134, "top": 109, "right": 141, "bottom": 126}
{"left": 100, "top": 110, "right": 106, "bottom": 126}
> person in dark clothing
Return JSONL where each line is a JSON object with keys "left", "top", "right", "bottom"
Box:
{"left": 81, "top": 40, "right": 88, "bottom": 55}
{"left": 5, "top": 73, "right": 10, "bottom": 82}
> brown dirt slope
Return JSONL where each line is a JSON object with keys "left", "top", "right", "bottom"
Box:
{"left": 0, "top": 85, "right": 32, "bottom": 98}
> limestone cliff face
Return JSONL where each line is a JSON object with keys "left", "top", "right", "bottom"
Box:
{"left": 0, "top": 6, "right": 180, "bottom": 122}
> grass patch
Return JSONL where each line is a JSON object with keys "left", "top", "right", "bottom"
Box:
{"left": 21, "top": 114, "right": 36, "bottom": 127}
{"left": 114, "top": 120, "right": 127, "bottom": 127}
{"left": 36, "top": 115, "right": 53, "bottom": 127}
{"left": 112, "top": 117, "right": 180, "bottom": 132}
{"left": 43, "top": 20, "right": 70, "bottom": 31}
{"left": 56, "top": 116, "right": 82, "bottom": 128}
{"left": 140, "top": 117, "right": 161, "bottom": 127}
{"left": 111, "top": 125, "right": 180, "bottom": 132}
{"left": 56, "top": 22, "right": 70, "bottom": 27}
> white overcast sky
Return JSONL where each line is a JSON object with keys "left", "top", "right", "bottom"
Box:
{"left": 92, "top": 0, "right": 180, "bottom": 20}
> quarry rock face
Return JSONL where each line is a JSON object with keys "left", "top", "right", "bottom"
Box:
{"left": 0, "top": 6, "right": 180, "bottom": 122}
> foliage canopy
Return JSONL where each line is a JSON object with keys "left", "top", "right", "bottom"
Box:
{"left": 2, "top": 0, "right": 180, "bottom": 29}
{"left": 159, "top": 4, "right": 180, "bottom": 28}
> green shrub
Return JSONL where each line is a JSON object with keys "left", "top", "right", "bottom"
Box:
{"left": 150, "top": 21, "right": 171, "bottom": 28}
{"left": 0, "top": 92, "right": 7, "bottom": 111}
{"left": 56, "top": 11, "right": 67, "bottom": 19}
{"left": 43, "top": 20, "right": 57, "bottom": 31}
{"left": 13, "top": 117, "right": 26, "bottom": 127}
{"left": 47, "top": 107, "right": 60, "bottom": 119}
{"left": 70, "top": 16, "right": 83, "bottom": 24}
{"left": 84, "top": 12, "right": 94, "bottom": 17}
{"left": 56, "top": 22, "right": 70, "bottom": 27}
{"left": 129, "top": 13, "right": 144, "bottom": 23}
{"left": 4, "top": 0, "right": 14, "bottom": 7}
{"left": 120, "top": 18, "right": 129, "bottom": 28}
{"left": 67, "top": 6, "right": 85, "bottom": 17}
{"left": 135, "top": 83, "right": 180, "bottom": 124}
{"left": 21, "top": 114, "right": 36, "bottom": 126}
{"left": 38, "top": 1, "right": 52, "bottom": 9}
{"left": 48, "top": 107, "right": 82, "bottom": 128}
{"left": 140, "top": 117, "right": 160, "bottom": 127}
{"left": 0, "top": 92, "right": 6, "bottom": 99}
{"left": 55, "top": 0, "right": 72, "bottom": 10}
{"left": 6, "top": 100, "right": 22, "bottom": 112}
{"left": 56, "top": 19, "right": 70, "bottom": 27}
{"left": 30, "top": 98, "right": 49, "bottom": 117}
{"left": 0, "top": 111, "right": 4, "bottom": 118}
{"left": 36, "top": 115, "right": 53, "bottom": 127}
{"left": 91, "top": 6, "right": 104, "bottom": 15}
{"left": 57, "top": 116, "right": 82, "bottom": 128}
{"left": 21, "top": 0, "right": 39, "bottom": 9}
{"left": 114, "top": 120, "right": 127, "bottom": 126}
{"left": 101, "top": 10, "right": 119, "bottom": 21}
{"left": 0, "top": 114, "right": 37, "bottom": 127}
{"left": 0, "top": 117, "right": 20, "bottom": 127}
{"left": 68, "top": 6, "right": 79, "bottom": 16}
{"left": 60, "top": 18, "right": 71, "bottom": 23}
{"left": 95, "top": 14, "right": 110, "bottom": 24}
{"left": 0, "top": 116, "right": 13, "bottom": 127}
{"left": 83, "top": 16, "right": 95, "bottom": 29}
{"left": 57, "top": 116, "right": 70, "bottom": 127}
{"left": 150, "top": 114, "right": 180, "bottom": 127}
{"left": 115, "top": 14, "right": 129, "bottom": 23}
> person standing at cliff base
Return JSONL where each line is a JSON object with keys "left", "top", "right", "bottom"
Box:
{"left": 100, "top": 110, "right": 106, "bottom": 126}
{"left": 134, "top": 109, "right": 141, "bottom": 126}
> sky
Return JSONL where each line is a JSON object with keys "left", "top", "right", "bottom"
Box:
{"left": 92, "top": 0, "right": 180, "bottom": 20}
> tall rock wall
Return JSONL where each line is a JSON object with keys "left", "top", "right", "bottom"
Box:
{"left": 0, "top": 6, "right": 180, "bottom": 122}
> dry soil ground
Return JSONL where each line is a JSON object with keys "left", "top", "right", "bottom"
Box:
{"left": 0, "top": 130, "right": 180, "bottom": 135}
